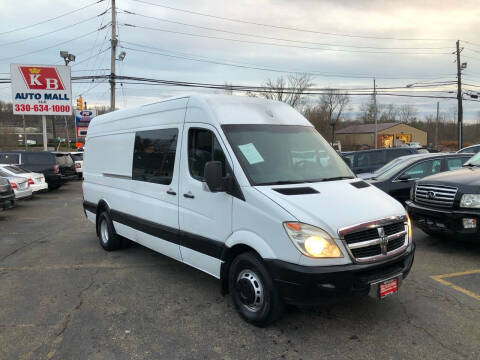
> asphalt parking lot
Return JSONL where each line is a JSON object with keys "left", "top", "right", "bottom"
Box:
{"left": 1, "top": 181, "right": 479, "bottom": 360}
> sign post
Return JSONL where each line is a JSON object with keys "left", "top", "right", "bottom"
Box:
{"left": 10, "top": 64, "right": 72, "bottom": 150}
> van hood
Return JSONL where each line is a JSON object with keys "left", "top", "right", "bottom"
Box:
{"left": 255, "top": 179, "right": 406, "bottom": 238}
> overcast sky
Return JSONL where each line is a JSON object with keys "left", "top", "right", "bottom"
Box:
{"left": 1, "top": 0, "right": 479, "bottom": 121}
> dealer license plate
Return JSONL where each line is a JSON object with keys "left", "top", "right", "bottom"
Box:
{"left": 379, "top": 278, "right": 398, "bottom": 299}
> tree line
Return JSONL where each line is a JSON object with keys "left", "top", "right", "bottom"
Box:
{"left": 246, "top": 74, "right": 480, "bottom": 149}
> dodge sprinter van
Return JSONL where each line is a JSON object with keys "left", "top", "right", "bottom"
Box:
{"left": 83, "top": 95, "right": 415, "bottom": 326}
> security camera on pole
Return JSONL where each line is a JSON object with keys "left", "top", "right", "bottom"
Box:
{"left": 10, "top": 64, "right": 73, "bottom": 151}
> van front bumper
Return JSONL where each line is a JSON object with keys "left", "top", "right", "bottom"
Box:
{"left": 265, "top": 244, "right": 415, "bottom": 306}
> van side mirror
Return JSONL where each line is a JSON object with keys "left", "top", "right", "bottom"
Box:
{"left": 205, "top": 161, "right": 226, "bottom": 192}
{"left": 398, "top": 174, "right": 411, "bottom": 181}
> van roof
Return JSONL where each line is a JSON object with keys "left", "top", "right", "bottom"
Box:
{"left": 88, "top": 94, "right": 311, "bottom": 135}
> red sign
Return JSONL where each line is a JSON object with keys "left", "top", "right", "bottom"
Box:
{"left": 19, "top": 66, "right": 65, "bottom": 90}
{"left": 379, "top": 278, "right": 398, "bottom": 298}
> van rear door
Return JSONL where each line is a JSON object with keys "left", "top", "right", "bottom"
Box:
{"left": 178, "top": 124, "right": 233, "bottom": 277}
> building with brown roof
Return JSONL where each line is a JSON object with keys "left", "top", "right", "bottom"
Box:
{"left": 335, "top": 122, "right": 427, "bottom": 150}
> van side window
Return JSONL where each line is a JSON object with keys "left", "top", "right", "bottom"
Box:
{"left": 132, "top": 128, "right": 178, "bottom": 185}
{"left": 188, "top": 128, "right": 226, "bottom": 181}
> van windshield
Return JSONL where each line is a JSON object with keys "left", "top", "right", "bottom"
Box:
{"left": 222, "top": 125, "right": 354, "bottom": 185}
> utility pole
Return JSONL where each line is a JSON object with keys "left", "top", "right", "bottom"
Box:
{"left": 456, "top": 40, "right": 463, "bottom": 150}
{"left": 42, "top": 115, "right": 47, "bottom": 151}
{"left": 373, "top": 78, "right": 378, "bottom": 149}
{"left": 110, "top": 0, "right": 117, "bottom": 112}
{"left": 435, "top": 102, "right": 439, "bottom": 149}
{"left": 22, "top": 115, "right": 27, "bottom": 150}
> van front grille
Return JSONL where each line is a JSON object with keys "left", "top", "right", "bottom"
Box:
{"left": 339, "top": 218, "right": 408, "bottom": 263}
{"left": 415, "top": 184, "right": 457, "bottom": 208}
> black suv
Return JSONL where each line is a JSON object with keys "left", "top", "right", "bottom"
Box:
{"left": 342, "top": 147, "right": 427, "bottom": 174}
{"left": 406, "top": 152, "right": 480, "bottom": 240}
{"left": 0, "top": 151, "right": 63, "bottom": 189}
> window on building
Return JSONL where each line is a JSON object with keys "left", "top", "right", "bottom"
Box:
{"left": 132, "top": 128, "right": 178, "bottom": 185}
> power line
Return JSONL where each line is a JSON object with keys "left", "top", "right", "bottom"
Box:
{"left": 121, "top": 42, "right": 457, "bottom": 80}
{"left": 119, "top": 9, "right": 452, "bottom": 51}
{"left": 0, "top": 29, "right": 101, "bottom": 62}
{"left": 121, "top": 23, "right": 452, "bottom": 55}
{"left": 0, "top": 0, "right": 104, "bottom": 36}
{"left": 0, "top": 15, "right": 100, "bottom": 47}
{"left": 127, "top": 0, "right": 454, "bottom": 42}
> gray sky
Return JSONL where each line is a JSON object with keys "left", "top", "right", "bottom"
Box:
{"left": 0, "top": 0, "right": 479, "bottom": 121}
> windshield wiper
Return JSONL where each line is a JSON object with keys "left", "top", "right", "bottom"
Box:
{"left": 463, "top": 163, "right": 479, "bottom": 167}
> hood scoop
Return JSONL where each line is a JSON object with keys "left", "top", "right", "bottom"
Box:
{"left": 273, "top": 187, "right": 319, "bottom": 195}
{"left": 350, "top": 181, "right": 370, "bottom": 189}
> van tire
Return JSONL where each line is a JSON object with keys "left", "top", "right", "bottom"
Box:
{"left": 229, "top": 251, "right": 284, "bottom": 326}
{"left": 97, "top": 211, "right": 122, "bottom": 251}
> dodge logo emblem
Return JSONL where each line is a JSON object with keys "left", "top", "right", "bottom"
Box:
{"left": 427, "top": 191, "right": 436, "bottom": 199}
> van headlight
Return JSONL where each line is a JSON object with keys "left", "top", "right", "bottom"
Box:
{"left": 460, "top": 194, "right": 480, "bottom": 208}
{"left": 283, "top": 222, "right": 343, "bottom": 258}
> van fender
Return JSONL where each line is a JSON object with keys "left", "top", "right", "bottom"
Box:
{"left": 95, "top": 199, "right": 112, "bottom": 236}
{"left": 224, "top": 230, "right": 276, "bottom": 260}
{"left": 220, "top": 230, "right": 276, "bottom": 295}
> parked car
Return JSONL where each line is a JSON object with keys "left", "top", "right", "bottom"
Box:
{"left": 0, "top": 151, "right": 63, "bottom": 189}
{"left": 0, "top": 164, "right": 48, "bottom": 193}
{"left": 70, "top": 152, "right": 84, "bottom": 178}
{"left": 83, "top": 94, "right": 415, "bottom": 326}
{"left": 457, "top": 144, "right": 480, "bottom": 154}
{"left": 0, "top": 170, "right": 32, "bottom": 200}
{"left": 406, "top": 151, "right": 480, "bottom": 240}
{"left": 342, "top": 147, "right": 427, "bottom": 174}
{"left": 52, "top": 152, "right": 77, "bottom": 181}
{"left": 368, "top": 153, "right": 472, "bottom": 203}
{"left": 357, "top": 154, "right": 419, "bottom": 180}
{"left": 404, "top": 142, "right": 422, "bottom": 149}
{"left": 0, "top": 177, "right": 15, "bottom": 210}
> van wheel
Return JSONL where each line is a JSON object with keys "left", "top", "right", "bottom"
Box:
{"left": 229, "top": 252, "right": 284, "bottom": 326}
{"left": 97, "top": 212, "right": 121, "bottom": 251}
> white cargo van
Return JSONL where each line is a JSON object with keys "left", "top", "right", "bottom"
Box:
{"left": 83, "top": 94, "right": 415, "bottom": 326}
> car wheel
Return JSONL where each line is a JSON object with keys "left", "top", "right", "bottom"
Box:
{"left": 229, "top": 251, "right": 284, "bottom": 326}
{"left": 48, "top": 184, "right": 60, "bottom": 190}
{"left": 97, "top": 211, "right": 122, "bottom": 251}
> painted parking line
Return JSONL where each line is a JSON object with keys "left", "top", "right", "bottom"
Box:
{"left": 430, "top": 269, "right": 480, "bottom": 301}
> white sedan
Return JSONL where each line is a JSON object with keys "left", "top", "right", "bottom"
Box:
{"left": 0, "top": 164, "right": 48, "bottom": 193}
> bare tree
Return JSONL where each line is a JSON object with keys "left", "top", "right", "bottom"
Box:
{"left": 398, "top": 104, "right": 417, "bottom": 123}
{"left": 252, "top": 74, "right": 313, "bottom": 109}
{"left": 317, "top": 89, "right": 350, "bottom": 143}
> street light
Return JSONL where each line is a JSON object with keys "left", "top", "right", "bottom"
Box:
{"left": 60, "top": 50, "right": 75, "bottom": 65}
{"left": 117, "top": 51, "right": 126, "bottom": 61}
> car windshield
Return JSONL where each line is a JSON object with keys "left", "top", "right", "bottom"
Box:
{"left": 55, "top": 154, "right": 74, "bottom": 166}
{"left": 222, "top": 125, "right": 354, "bottom": 185}
{"left": 464, "top": 152, "right": 480, "bottom": 167}
{"left": 375, "top": 158, "right": 419, "bottom": 181}
{"left": 3, "top": 165, "right": 28, "bottom": 174}
{"left": 374, "top": 156, "right": 409, "bottom": 175}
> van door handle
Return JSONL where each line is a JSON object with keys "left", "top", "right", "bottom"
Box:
{"left": 183, "top": 191, "right": 194, "bottom": 199}
{"left": 166, "top": 189, "right": 176, "bottom": 195}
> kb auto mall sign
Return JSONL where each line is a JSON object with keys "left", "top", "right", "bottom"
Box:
{"left": 10, "top": 63, "right": 72, "bottom": 115}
